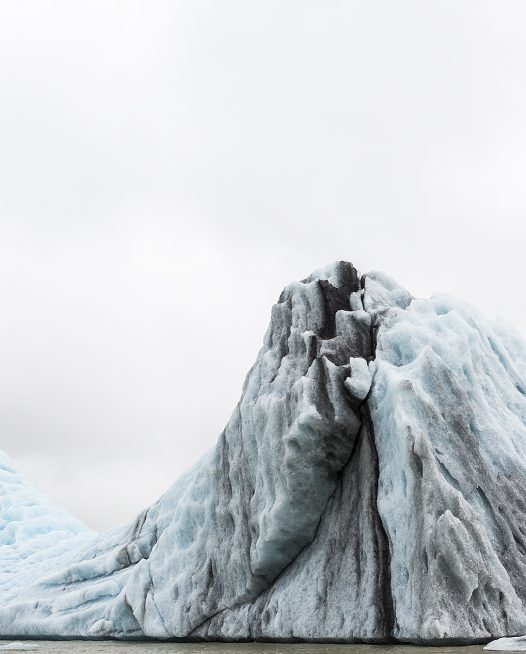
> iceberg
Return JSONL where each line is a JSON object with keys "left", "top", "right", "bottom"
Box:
{"left": 486, "top": 636, "right": 526, "bottom": 651}
{"left": 1, "top": 261, "right": 526, "bottom": 643}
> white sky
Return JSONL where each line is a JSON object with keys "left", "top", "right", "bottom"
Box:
{"left": 0, "top": 1, "right": 525, "bottom": 530}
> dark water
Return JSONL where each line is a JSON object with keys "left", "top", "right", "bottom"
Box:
{"left": 0, "top": 642, "right": 493, "bottom": 654}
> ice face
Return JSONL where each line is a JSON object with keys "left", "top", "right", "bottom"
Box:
{"left": 369, "top": 293, "right": 526, "bottom": 641}
{"left": 1, "top": 261, "right": 526, "bottom": 643}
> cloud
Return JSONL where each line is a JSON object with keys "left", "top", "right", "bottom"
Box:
{"left": 0, "top": 1, "right": 525, "bottom": 528}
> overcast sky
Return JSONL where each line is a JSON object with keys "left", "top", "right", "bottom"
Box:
{"left": 1, "top": 1, "right": 525, "bottom": 530}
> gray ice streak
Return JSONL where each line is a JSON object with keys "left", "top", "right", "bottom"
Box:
{"left": 1, "top": 261, "right": 526, "bottom": 644}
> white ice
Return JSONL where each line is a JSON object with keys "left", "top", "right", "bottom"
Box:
{"left": 485, "top": 636, "right": 526, "bottom": 650}
{"left": 0, "top": 644, "right": 39, "bottom": 651}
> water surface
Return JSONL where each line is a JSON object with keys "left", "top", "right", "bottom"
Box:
{"left": 0, "top": 641, "right": 494, "bottom": 654}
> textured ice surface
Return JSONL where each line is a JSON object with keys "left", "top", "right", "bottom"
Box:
{"left": 0, "top": 451, "right": 95, "bottom": 593}
{"left": 369, "top": 293, "right": 526, "bottom": 642}
{"left": 1, "top": 261, "right": 526, "bottom": 643}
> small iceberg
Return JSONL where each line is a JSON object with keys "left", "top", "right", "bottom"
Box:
{"left": 485, "top": 636, "right": 526, "bottom": 651}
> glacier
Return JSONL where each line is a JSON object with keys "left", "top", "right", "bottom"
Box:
{"left": 1, "top": 260, "right": 526, "bottom": 643}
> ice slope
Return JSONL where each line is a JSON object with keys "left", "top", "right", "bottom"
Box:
{"left": 1, "top": 261, "right": 526, "bottom": 643}
{"left": 0, "top": 452, "right": 95, "bottom": 598}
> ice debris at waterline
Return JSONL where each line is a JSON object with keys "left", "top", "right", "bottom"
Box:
{"left": 0, "top": 644, "right": 39, "bottom": 651}
{"left": 486, "top": 636, "right": 526, "bottom": 651}
{"left": 1, "top": 261, "right": 526, "bottom": 644}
